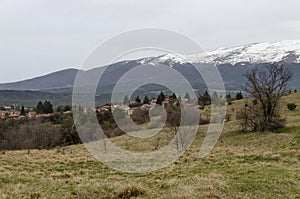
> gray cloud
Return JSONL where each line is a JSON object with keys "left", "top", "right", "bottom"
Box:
{"left": 0, "top": 0, "right": 300, "bottom": 82}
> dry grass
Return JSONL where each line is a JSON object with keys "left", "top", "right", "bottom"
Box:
{"left": 0, "top": 94, "right": 300, "bottom": 198}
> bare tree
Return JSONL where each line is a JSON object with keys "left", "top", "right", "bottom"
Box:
{"left": 243, "top": 63, "right": 292, "bottom": 131}
{"left": 165, "top": 105, "right": 182, "bottom": 151}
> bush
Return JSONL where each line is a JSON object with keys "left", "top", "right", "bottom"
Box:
{"left": 0, "top": 115, "right": 83, "bottom": 150}
{"left": 131, "top": 108, "right": 150, "bottom": 124}
{"left": 118, "top": 185, "right": 145, "bottom": 199}
{"left": 252, "top": 99, "right": 258, "bottom": 105}
{"left": 237, "top": 104, "right": 285, "bottom": 132}
{"left": 0, "top": 120, "right": 62, "bottom": 150}
{"left": 59, "top": 116, "right": 81, "bottom": 146}
{"left": 287, "top": 103, "right": 297, "bottom": 111}
{"left": 235, "top": 92, "right": 243, "bottom": 100}
{"left": 199, "top": 105, "right": 205, "bottom": 110}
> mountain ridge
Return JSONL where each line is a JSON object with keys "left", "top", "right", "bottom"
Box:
{"left": 153, "top": 40, "right": 300, "bottom": 65}
{"left": 0, "top": 68, "right": 80, "bottom": 91}
{"left": 1, "top": 40, "right": 300, "bottom": 106}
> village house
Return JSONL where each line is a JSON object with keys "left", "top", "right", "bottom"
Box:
{"left": 8, "top": 112, "right": 21, "bottom": 118}
{"left": 28, "top": 111, "right": 37, "bottom": 118}
{"left": 128, "top": 107, "right": 140, "bottom": 115}
{"left": 35, "top": 113, "right": 54, "bottom": 119}
{"left": 150, "top": 99, "right": 157, "bottom": 105}
{"left": 0, "top": 112, "right": 6, "bottom": 119}
{"left": 96, "top": 105, "right": 112, "bottom": 112}
{"left": 63, "top": 111, "right": 72, "bottom": 115}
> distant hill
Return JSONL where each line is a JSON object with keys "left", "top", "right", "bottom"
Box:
{"left": 0, "top": 90, "right": 71, "bottom": 107}
{"left": 0, "top": 69, "right": 79, "bottom": 91}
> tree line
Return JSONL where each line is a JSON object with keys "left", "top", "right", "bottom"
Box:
{"left": 0, "top": 63, "right": 294, "bottom": 151}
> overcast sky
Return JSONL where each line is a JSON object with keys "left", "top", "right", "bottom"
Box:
{"left": 1, "top": 0, "right": 300, "bottom": 83}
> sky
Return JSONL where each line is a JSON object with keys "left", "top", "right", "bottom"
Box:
{"left": 1, "top": 0, "right": 300, "bottom": 83}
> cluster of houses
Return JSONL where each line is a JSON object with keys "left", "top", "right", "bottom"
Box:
{"left": 0, "top": 111, "right": 38, "bottom": 119}
{"left": 0, "top": 94, "right": 195, "bottom": 120}
{"left": 93, "top": 98, "right": 159, "bottom": 115}
{"left": 94, "top": 97, "right": 194, "bottom": 115}
{"left": 0, "top": 104, "right": 71, "bottom": 120}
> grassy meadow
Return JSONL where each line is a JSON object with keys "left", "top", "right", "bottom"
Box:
{"left": 0, "top": 93, "right": 300, "bottom": 198}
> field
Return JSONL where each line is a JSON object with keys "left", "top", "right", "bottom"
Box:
{"left": 0, "top": 93, "right": 300, "bottom": 198}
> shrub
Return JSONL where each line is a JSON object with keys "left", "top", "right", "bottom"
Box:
{"left": 103, "top": 121, "right": 112, "bottom": 128}
{"left": 199, "top": 105, "right": 205, "bottom": 110}
{"left": 287, "top": 103, "right": 297, "bottom": 111}
{"left": 59, "top": 116, "right": 81, "bottom": 146}
{"left": 235, "top": 91, "right": 243, "bottom": 100}
{"left": 118, "top": 185, "right": 145, "bottom": 199}
{"left": 0, "top": 120, "right": 62, "bottom": 150}
{"left": 131, "top": 108, "right": 150, "bottom": 124}
{"left": 252, "top": 99, "right": 258, "bottom": 105}
{"left": 237, "top": 104, "right": 285, "bottom": 132}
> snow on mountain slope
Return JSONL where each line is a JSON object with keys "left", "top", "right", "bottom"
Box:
{"left": 152, "top": 40, "right": 300, "bottom": 65}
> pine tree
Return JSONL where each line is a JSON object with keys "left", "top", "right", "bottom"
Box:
{"left": 20, "top": 105, "right": 26, "bottom": 116}
{"left": 63, "top": 105, "right": 72, "bottom": 112}
{"left": 36, "top": 101, "right": 44, "bottom": 114}
{"left": 169, "top": 92, "right": 177, "bottom": 100}
{"left": 135, "top": 96, "right": 141, "bottom": 103}
{"left": 225, "top": 93, "right": 232, "bottom": 101}
{"left": 169, "top": 92, "right": 178, "bottom": 105}
{"left": 143, "top": 95, "right": 150, "bottom": 104}
{"left": 198, "top": 90, "right": 211, "bottom": 106}
{"left": 156, "top": 91, "right": 165, "bottom": 105}
{"left": 236, "top": 91, "right": 244, "bottom": 100}
{"left": 43, "top": 101, "right": 54, "bottom": 114}
{"left": 226, "top": 93, "right": 232, "bottom": 105}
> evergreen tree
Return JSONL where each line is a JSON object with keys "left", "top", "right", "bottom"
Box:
{"left": 156, "top": 91, "right": 165, "bottom": 105}
{"left": 63, "top": 105, "right": 72, "bottom": 112}
{"left": 43, "top": 101, "right": 54, "bottom": 114}
{"left": 143, "top": 95, "right": 150, "bottom": 104}
{"left": 198, "top": 90, "right": 211, "bottom": 106}
{"left": 225, "top": 93, "right": 232, "bottom": 101}
{"left": 236, "top": 91, "right": 244, "bottom": 100}
{"left": 56, "top": 105, "right": 64, "bottom": 113}
{"left": 169, "top": 92, "right": 177, "bottom": 100}
{"left": 36, "top": 101, "right": 44, "bottom": 114}
{"left": 169, "top": 92, "right": 178, "bottom": 105}
{"left": 226, "top": 93, "right": 232, "bottom": 105}
{"left": 135, "top": 96, "right": 141, "bottom": 103}
{"left": 20, "top": 105, "right": 26, "bottom": 116}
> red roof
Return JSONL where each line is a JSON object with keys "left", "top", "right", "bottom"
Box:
{"left": 36, "top": 113, "right": 54, "bottom": 118}
{"left": 9, "top": 112, "right": 21, "bottom": 118}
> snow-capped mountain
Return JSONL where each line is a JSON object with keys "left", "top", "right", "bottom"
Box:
{"left": 1, "top": 40, "right": 300, "bottom": 106}
{"left": 151, "top": 40, "right": 300, "bottom": 65}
